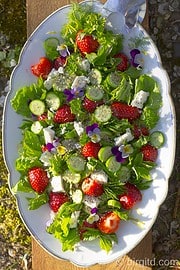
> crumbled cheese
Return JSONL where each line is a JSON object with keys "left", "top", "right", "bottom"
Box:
{"left": 80, "top": 59, "right": 90, "bottom": 72}
{"left": 69, "top": 211, "right": 80, "bottom": 228}
{"left": 51, "top": 175, "right": 65, "bottom": 192}
{"left": 71, "top": 75, "right": 89, "bottom": 89}
{"left": 90, "top": 170, "right": 108, "bottom": 184}
{"left": 83, "top": 195, "right": 100, "bottom": 208}
{"left": 74, "top": 121, "right": 84, "bottom": 136}
{"left": 43, "top": 127, "right": 55, "bottom": 144}
{"left": 114, "top": 128, "right": 134, "bottom": 146}
{"left": 40, "top": 151, "right": 52, "bottom": 166}
{"left": 131, "top": 90, "right": 149, "bottom": 109}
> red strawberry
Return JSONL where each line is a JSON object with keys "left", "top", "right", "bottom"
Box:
{"left": 31, "top": 57, "right": 52, "bottom": 79}
{"left": 82, "top": 97, "right": 103, "bottom": 113}
{"left": 54, "top": 56, "right": 67, "bottom": 69}
{"left": 76, "top": 30, "right": 99, "bottom": 54}
{"left": 28, "top": 167, "right": 49, "bottom": 193}
{"left": 118, "top": 182, "right": 142, "bottom": 210}
{"left": 49, "top": 191, "right": 69, "bottom": 212}
{"left": 133, "top": 124, "right": 149, "bottom": 139}
{"left": 141, "top": 144, "right": 158, "bottom": 162}
{"left": 53, "top": 104, "right": 75, "bottom": 123}
{"left": 97, "top": 211, "right": 120, "bottom": 234}
{"left": 82, "top": 141, "right": 101, "bottom": 159}
{"left": 111, "top": 102, "right": 141, "bottom": 121}
{"left": 81, "top": 177, "right": 104, "bottom": 197}
{"left": 38, "top": 112, "right": 48, "bottom": 121}
{"left": 114, "top": 53, "right": 129, "bottom": 71}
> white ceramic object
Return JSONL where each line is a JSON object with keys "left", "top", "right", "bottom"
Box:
{"left": 2, "top": 0, "right": 176, "bottom": 267}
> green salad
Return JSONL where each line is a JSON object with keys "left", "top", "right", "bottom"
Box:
{"left": 11, "top": 3, "right": 164, "bottom": 252}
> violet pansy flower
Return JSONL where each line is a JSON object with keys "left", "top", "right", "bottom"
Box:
{"left": 130, "top": 49, "right": 142, "bottom": 68}
{"left": 64, "top": 87, "right": 84, "bottom": 102}
{"left": 118, "top": 144, "right": 134, "bottom": 158}
{"left": 57, "top": 44, "right": 70, "bottom": 57}
{"left": 111, "top": 146, "right": 126, "bottom": 163}
{"left": 86, "top": 123, "right": 101, "bottom": 143}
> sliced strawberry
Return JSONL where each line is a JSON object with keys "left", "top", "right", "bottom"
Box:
{"left": 118, "top": 182, "right": 142, "bottom": 210}
{"left": 38, "top": 112, "right": 48, "bottom": 121}
{"left": 76, "top": 30, "right": 99, "bottom": 54}
{"left": 97, "top": 211, "right": 120, "bottom": 234}
{"left": 133, "top": 124, "right": 149, "bottom": 139}
{"left": 114, "top": 53, "right": 129, "bottom": 71}
{"left": 31, "top": 57, "right": 52, "bottom": 79}
{"left": 81, "top": 177, "right": 104, "bottom": 197}
{"left": 53, "top": 56, "right": 67, "bottom": 69}
{"left": 53, "top": 104, "right": 75, "bottom": 123}
{"left": 28, "top": 167, "right": 49, "bottom": 193}
{"left": 49, "top": 191, "right": 69, "bottom": 212}
{"left": 141, "top": 144, "right": 158, "bottom": 162}
{"left": 82, "top": 141, "right": 101, "bottom": 159}
{"left": 111, "top": 101, "right": 141, "bottom": 121}
{"left": 82, "top": 97, "right": 103, "bottom": 113}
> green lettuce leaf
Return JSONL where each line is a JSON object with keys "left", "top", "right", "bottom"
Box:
{"left": 11, "top": 78, "right": 46, "bottom": 117}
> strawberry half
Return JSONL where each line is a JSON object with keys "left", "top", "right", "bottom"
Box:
{"left": 114, "top": 53, "right": 129, "bottom": 71}
{"left": 82, "top": 141, "right": 101, "bottom": 159}
{"left": 111, "top": 101, "right": 141, "bottom": 121}
{"left": 76, "top": 30, "right": 99, "bottom": 54}
{"left": 82, "top": 97, "right": 103, "bottom": 113}
{"left": 97, "top": 211, "right": 120, "bottom": 234}
{"left": 49, "top": 191, "right": 69, "bottom": 212}
{"left": 31, "top": 57, "right": 52, "bottom": 79}
{"left": 141, "top": 144, "right": 158, "bottom": 162}
{"left": 28, "top": 167, "right": 49, "bottom": 193}
{"left": 118, "top": 182, "right": 142, "bottom": 210}
{"left": 53, "top": 104, "right": 75, "bottom": 123}
{"left": 133, "top": 124, "right": 149, "bottom": 139}
{"left": 81, "top": 177, "right": 104, "bottom": 197}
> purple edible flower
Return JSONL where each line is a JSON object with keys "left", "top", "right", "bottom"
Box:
{"left": 86, "top": 123, "right": 101, "bottom": 143}
{"left": 91, "top": 207, "right": 98, "bottom": 214}
{"left": 130, "top": 49, "right": 142, "bottom": 68}
{"left": 64, "top": 87, "right": 84, "bottom": 102}
{"left": 57, "top": 44, "right": 70, "bottom": 57}
{"left": 111, "top": 146, "right": 126, "bottom": 163}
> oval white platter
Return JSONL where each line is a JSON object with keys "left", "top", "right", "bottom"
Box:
{"left": 2, "top": 0, "right": 176, "bottom": 267}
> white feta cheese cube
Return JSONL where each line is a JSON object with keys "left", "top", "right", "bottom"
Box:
{"left": 43, "top": 127, "right": 55, "bottom": 144}
{"left": 131, "top": 90, "right": 149, "bottom": 109}
{"left": 83, "top": 195, "right": 100, "bottom": 208}
{"left": 90, "top": 170, "right": 108, "bottom": 184}
{"left": 74, "top": 121, "right": 84, "bottom": 136}
{"left": 71, "top": 75, "right": 89, "bottom": 89}
{"left": 51, "top": 175, "right": 65, "bottom": 192}
{"left": 114, "top": 128, "right": 134, "bottom": 146}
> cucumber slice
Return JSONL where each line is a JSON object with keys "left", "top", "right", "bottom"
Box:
{"left": 44, "top": 37, "right": 59, "bottom": 60}
{"left": 149, "top": 131, "right": 165, "bottom": 148}
{"left": 86, "top": 86, "right": 104, "bottom": 101}
{"left": 117, "top": 166, "right": 130, "bottom": 182}
{"left": 107, "top": 72, "right": 121, "bottom": 88}
{"left": 46, "top": 91, "right": 60, "bottom": 111}
{"left": 106, "top": 156, "right": 121, "bottom": 172}
{"left": 67, "top": 155, "right": 86, "bottom": 173}
{"left": 29, "top": 100, "right": 45, "bottom": 116}
{"left": 63, "top": 170, "right": 81, "bottom": 184}
{"left": 98, "top": 146, "right": 112, "bottom": 162}
{"left": 94, "top": 105, "right": 112, "bottom": 123}
{"left": 89, "top": 69, "right": 102, "bottom": 85}
{"left": 31, "top": 121, "right": 43, "bottom": 134}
